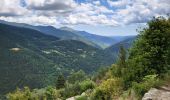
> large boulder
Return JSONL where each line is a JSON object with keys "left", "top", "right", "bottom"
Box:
{"left": 142, "top": 87, "right": 170, "bottom": 100}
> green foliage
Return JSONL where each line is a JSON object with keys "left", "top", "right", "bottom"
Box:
{"left": 75, "top": 95, "right": 88, "bottom": 100}
{"left": 92, "top": 67, "right": 109, "bottom": 81}
{"left": 109, "top": 64, "right": 118, "bottom": 77}
{"left": 6, "top": 86, "right": 61, "bottom": 100}
{"left": 116, "top": 45, "right": 127, "bottom": 77}
{"left": 45, "top": 86, "right": 61, "bottom": 100}
{"left": 128, "top": 16, "right": 170, "bottom": 81}
{"left": 61, "top": 82, "right": 81, "bottom": 98}
{"left": 68, "top": 70, "right": 87, "bottom": 84}
{"left": 105, "top": 36, "right": 136, "bottom": 61}
{"left": 118, "top": 45, "right": 127, "bottom": 68}
{"left": 91, "top": 78, "right": 123, "bottom": 100}
{"left": 90, "top": 88, "right": 105, "bottom": 100}
{"left": 132, "top": 74, "right": 159, "bottom": 98}
{"left": 56, "top": 74, "right": 65, "bottom": 89}
{"left": 79, "top": 80, "right": 95, "bottom": 92}
{"left": 0, "top": 23, "right": 117, "bottom": 95}
{"left": 7, "top": 87, "right": 32, "bottom": 100}
{"left": 61, "top": 79, "right": 95, "bottom": 99}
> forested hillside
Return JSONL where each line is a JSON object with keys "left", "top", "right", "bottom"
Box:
{"left": 0, "top": 23, "right": 119, "bottom": 96}
{"left": 4, "top": 16, "right": 170, "bottom": 100}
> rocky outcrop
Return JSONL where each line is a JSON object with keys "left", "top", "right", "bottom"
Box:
{"left": 142, "top": 86, "right": 170, "bottom": 100}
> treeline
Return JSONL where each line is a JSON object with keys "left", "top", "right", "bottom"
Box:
{"left": 6, "top": 16, "right": 170, "bottom": 100}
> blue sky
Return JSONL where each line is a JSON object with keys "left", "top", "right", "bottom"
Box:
{"left": 0, "top": 0, "right": 169, "bottom": 36}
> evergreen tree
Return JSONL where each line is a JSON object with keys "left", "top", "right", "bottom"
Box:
{"left": 56, "top": 74, "right": 65, "bottom": 89}
{"left": 117, "top": 45, "right": 127, "bottom": 76}
{"left": 128, "top": 16, "right": 170, "bottom": 82}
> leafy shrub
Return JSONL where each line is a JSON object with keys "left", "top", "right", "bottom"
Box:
{"left": 75, "top": 95, "right": 88, "bottom": 100}
{"left": 132, "top": 74, "right": 159, "bottom": 98}
{"left": 91, "top": 78, "right": 123, "bottom": 100}
{"left": 45, "top": 86, "right": 61, "bottom": 100}
{"left": 67, "top": 70, "right": 87, "bottom": 84}
{"left": 61, "top": 82, "right": 81, "bottom": 98}
{"left": 62, "top": 80, "right": 95, "bottom": 99}
{"left": 6, "top": 86, "right": 61, "bottom": 100}
{"left": 7, "top": 87, "right": 32, "bottom": 100}
{"left": 79, "top": 80, "right": 95, "bottom": 92}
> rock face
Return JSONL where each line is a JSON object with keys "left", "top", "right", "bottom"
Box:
{"left": 142, "top": 86, "right": 170, "bottom": 100}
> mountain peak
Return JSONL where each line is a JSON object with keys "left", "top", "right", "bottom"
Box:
{"left": 60, "top": 27, "right": 76, "bottom": 32}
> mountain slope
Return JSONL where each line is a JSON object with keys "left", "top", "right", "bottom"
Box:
{"left": 0, "top": 20, "right": 100, "bottom": 48}
{"left": 76, "top": 31, "right": 118, "bottom": 48}
{"left": 35, "top": 26, "right": 101, "bottom": 48}
{"left": 0, "top": 23, "right": 61, "bottom": 94}
{"left": 61, "top": 27, "right": 136, "bottom": 48}
{"left": 105, "top": 36, "right": 136, "bottom": 60}
{"left": 0, "top": 23, "right": 115, "bottom": 95}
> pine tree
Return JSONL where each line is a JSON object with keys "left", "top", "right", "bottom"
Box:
{"left": 118, "top": 45, "right": 126, "bottom": 68}
{"left": 117, "top": 45, "right": 126, "bottom": 76}
{"left": 56, "top": 74, "right": 65, "bottom": 89}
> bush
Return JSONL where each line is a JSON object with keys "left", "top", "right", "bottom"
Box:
{"left": 61, "top": 82, "right": 81, "bottom": 98}
{"left": 91, "top": 78, "right": 123, "bottom": 100}
{"left": 62, "top": 80, "right": 95, "bottom": 99}
{"left": 132, "top": 74, "right": 159, "bottom": 98}
{"left": 6, "top": 86, "right": 61, "bottom": 100}
{"left": 7, "top": 87, "right": 32, "bottom": 100}
{"left": 45, "top": 86, "right": 61, "bottom": 100}
{"left": 67, "top": 70, "right": 87, "bottom": 84}
{"left": 75, "top": 95, "right": 88, "bottom": 100}
{"left": 79, "top": 80, "right": 95, "bottom": 92}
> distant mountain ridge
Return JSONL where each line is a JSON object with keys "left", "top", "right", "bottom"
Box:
{"left": 0, "top": 20, "right": 100, "bottom": 48}
{"left": 0, "top": 20, "right": 136, "bottom": 49}
{"left": 60, "top": 26, "right": 136, "bottom": 48}
{"left": 105, "top": 36, "right": 137, "bottom": 60}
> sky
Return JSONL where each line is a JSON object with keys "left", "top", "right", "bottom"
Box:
{"left": 0, "top": 0, "right": 169, "bottom": 36}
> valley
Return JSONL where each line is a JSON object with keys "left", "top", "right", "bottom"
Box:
{"left": 1, "top": 17, "right": 169, "bottom": 100}
{"left": 0, "top": 21, "right": 135, "bottom": 96}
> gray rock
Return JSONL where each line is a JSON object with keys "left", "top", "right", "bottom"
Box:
{"left": 142, "top": 87, "right": 170, "bottom": 100}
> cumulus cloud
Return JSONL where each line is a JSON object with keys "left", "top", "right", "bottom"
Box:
{"left": 62, "top": 13, "right": 118, "bottom": 26}
{"left": 0, "top": 0, "right": 169, "bottom": 26}
{"left": 0, "top": 16, "right": 57, "bottom": 25}
{"left": 110, "top": 0, "right": 170, "bottom": 24}
{"left": 107, "top": 0, "right": 130, "bottom": 7}
{"left": 0, "top": 0, "right": 29, "bottom": 16}
{"left": 60, "top": 2, "right": 117, "bottom": 26}
{"left": 25, "top": 0, "right": 76, "bottom": 10}
{"left": 0, "top": 0, "right": 117, "bottom": 26}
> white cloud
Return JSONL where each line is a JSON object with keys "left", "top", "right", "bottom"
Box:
{"left": 25, "top": 0, "right": 76, "bottom": 11}
{"left": 0, "top": 0, "right": 29, "bottom": 16}
{"left": 107, "top": 0, "right": 130, "bottom": 7}
{"left": 62, "top": 13, "right": 118, "bottom": 26}
{"left": 111, "top": 0, "right": 170, "bottom": 24}
{"left": 61, "top": 2, "right": 116, "bottom": 26}
{"left": 93, "top": 1, "right": 101, "bottom": 5}
{"left": 0, "top": 16, "right": 57, "bottom": 25}
{"left": 74, "top": 3, "right": 113, "bottom": 15}
{"left": 0, "top": 0, "right": 169, "bottom": 26}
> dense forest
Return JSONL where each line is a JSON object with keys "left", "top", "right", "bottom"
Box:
{"left": 0, "top": 20, "right": 134, "bottom": 98}
{"left": 1, "top": 16, "right": 170, "bottom": 100}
